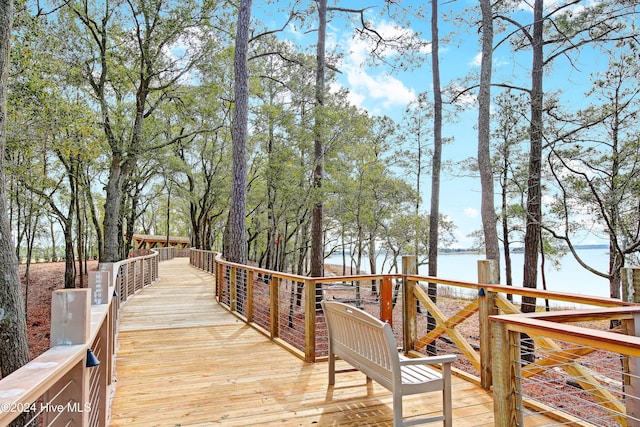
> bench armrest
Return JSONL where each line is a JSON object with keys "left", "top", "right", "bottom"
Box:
{"left": 399, "top": 354, "right": 457, "bottom": 366}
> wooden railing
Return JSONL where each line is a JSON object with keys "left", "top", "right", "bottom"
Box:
{"left": 190, "top": 249, "right": 639, "bottom": 425}
{"left": 492, "top": 306, "right": 640, "bottom": 426}
{"left": 0, "top": 248, "right": 172, "bottom": 426}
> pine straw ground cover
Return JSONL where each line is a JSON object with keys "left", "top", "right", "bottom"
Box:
{"left": 20, "top": 261, "right": 98, "bottom": 359}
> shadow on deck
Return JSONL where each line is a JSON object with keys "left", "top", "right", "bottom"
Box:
{"left": 110, "top": 258, "right": 500, "bottom": 426}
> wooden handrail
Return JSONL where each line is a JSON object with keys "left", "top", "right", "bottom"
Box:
{"left": 0, "top": 249, "right": 168, "bottom": 426}
{"left": 191, "top": 248, "right": 640, "bottom": 426}
{"left": 490, "top": 307, "right": 640, "bottom": 358}
{"left": 491, "top": 305, "right": 640, "bottom": 426}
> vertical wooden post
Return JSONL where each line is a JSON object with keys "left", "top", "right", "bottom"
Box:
{"left": 48, "top": 289, "right": 92, "bottom": 425}
{"left": 305, "top": 279, "right": 317, "bottom": 363}
{"left": 89, "top": 271, "right": 110, "bottom": 305}
{"left": 623, "top": 313, "right": 640, "bottom": 422}
{"left": 127, "top": 263, "right": 133, "bottom": 296}
{"left": 380, "top": 276, "right": 393, "bottom": 326}
{"left": 478, "top": 259, "right": 499, "bottom": 390}
{"left": 491, "top": 320, "right": 523, "bottom": 427}
{"left": 216, "top": 262, "right": 223, "bottom": 302}
{"left": 51, "top": 289, "right": 91, "bottom": 347}
{"left": 270, "top": 277, "right": 280, "bottom": 339}
{"left": 402, "top": 256, "right": 417, "bottom": 353}
{"left": 230, "top": 266, "right": 237, "bottom": 312}
{"left": 98, "top": 263, "right": 115, "bottom": 304}
{"left": 246, "top": 270, "right": 254, "bottom": 323}
{"left": 93, "top": 313, "right": 109, "bottom": 426}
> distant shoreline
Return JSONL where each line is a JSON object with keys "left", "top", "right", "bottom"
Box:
{"left": 440, "top": 244, "right": 608, "bottom": 255}
{"left": 329, "top": 244, "right": 609, "bottom": 258}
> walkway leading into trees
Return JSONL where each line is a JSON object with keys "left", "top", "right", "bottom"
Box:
{"left": 108, "top": 258, "right": 545, "bottom": 426}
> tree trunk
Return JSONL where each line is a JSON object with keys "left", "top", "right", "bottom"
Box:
{"left": 63, "top": 210, "right": 75, "bottom": 288}
{"left": 478, "top": 0, "right": 500, "bottom": 267}
{"left": 426, "top": 0, "right": 442, "bottom": 356}
{"left": 83, "top": 170, "right": 102, "bottom": 261}
{"left": 226, "top": 0, "right": 252, "bottom": 264}
{"left": 501, "top": 152, "right": 513, "bottom": 300}
{"left": 0, "top": 0, "right": 30, "bottom": 378}
{"left": 102, "top": 157, "right": 123, "bottom": 262}
{"left": 75, "top": 158, "right": 85, "bottom": 288}
{"left": 428, "top": 0, "right": 442, "bottom": 279}
{"left": 310, "top": 0, "right": 327, "bottom": 278}
{"left": 522, "top": 0, "right": 544, "bottom": 313}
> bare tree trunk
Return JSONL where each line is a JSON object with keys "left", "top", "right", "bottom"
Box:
{"left": 520, "top": 0, "right": 544, "bottom": 364}
{"left": 226, "top": 0, "right": 252, "bottom": 264}
{"left": 426, "top": 0, "right": 442, "bottom": 356}
{"left": 428, "top": 0, "right": 442, "bottom": 279}
{"left": 522, "top": 0, "right": 544, "bottom": 313}
{"left": 165, "top": 183, "right": 171, "bottom": 247}
{"left": 75, "top": 157, "right": 85, "bottom": 287}
{"left": 0, "top": 0, "right": 30, "bottom": 378}
{"left": 501, "top": 154, "right": 513, "bottom": 301}
{"left": 310, "top": 0, "right": 327, "bottom": 279}
{"left": 102, "top": 158, "right": 124, "bottom": 262}
{"left": 83, "top": 169, "right": 103, "bottom": 261}
{"left": 49, "top": 217, "right": 57, "bottom": 261}
{"left": 478, "top": 0, "right": 500, "bottom": 267}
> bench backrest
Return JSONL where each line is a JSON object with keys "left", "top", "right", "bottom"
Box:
{"left": 322, "top": 300, "right": 399, "bottom": 389}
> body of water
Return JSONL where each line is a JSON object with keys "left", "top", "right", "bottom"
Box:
{"left": 326, "top": 249, "right": 613, "bottom": 299}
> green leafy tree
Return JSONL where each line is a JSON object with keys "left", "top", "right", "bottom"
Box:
{"left": 545, "top": 44, "right": 640, "bottom": 299}
{"left": 0, "top": 0, "right": 29, "bottom": 379}
{"left": 63, "top": 0, "right": 217, "bottom": 262}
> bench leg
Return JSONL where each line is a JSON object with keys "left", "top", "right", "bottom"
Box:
{"left": 328, "top": 351, "right": 336, "bottom": 385}
{"left": 443, "top": 364, "right": 452, "bottom": 427}
{"left": 392, "top": 392, "right": 403, "bottom": 427}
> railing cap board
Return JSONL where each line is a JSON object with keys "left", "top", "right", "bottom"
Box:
{"left": 490, "top": 310, "right": 640, "bottom": 358}
{"left": 500, "top": 305, "right": 640, "bottom": 323}
{"left": 405, "top": 274, "right": 632, "bottom": 307}
{"left": 0, "top": 251, "right": 159, "bottom": 426}
{"left": 315, "top": 274, "right": 402, "bottom": 283}
{"left": 0, "top": 345, "right": 85, "bottom": 424}
{"left": 211, "top": 248, "right": 630, "bottom": 308}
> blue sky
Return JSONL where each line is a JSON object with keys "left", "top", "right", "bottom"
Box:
{"left": 256, "top": 0, "right": 610, "bottom": 248}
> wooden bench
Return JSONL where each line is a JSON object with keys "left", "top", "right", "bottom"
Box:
{"left": 321, "top": 300, "right": 456, "bottom": 427}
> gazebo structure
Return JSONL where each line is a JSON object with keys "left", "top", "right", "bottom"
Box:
{"left": 130, "top": 234, "right": 190, "bottom": 257}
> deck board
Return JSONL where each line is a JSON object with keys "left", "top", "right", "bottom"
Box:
{"left": 109, "top": 258, "right": 533, "bottom": 426}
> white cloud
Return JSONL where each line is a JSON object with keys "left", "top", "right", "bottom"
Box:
{"left": 471, "top": 52, "right": 482, "bottom": 67}
{"left": 336, "top": 29, "right": 417, "bottom": 111}
{"left": 464, "top": 207, "right": 479, "bottom": 219}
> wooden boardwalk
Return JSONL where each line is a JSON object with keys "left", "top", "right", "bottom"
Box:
{"left": 109, "top": 258, "right": 531, "bottom": 426}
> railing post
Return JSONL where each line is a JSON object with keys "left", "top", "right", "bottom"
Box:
{"left": 48, "top": 289, "right": 92, "bottom": 425}
{"left": 380, "top": 276, "right": 393, "bottom": 326}
{"left": 624, "top": 312, "right": 640, "bottom": 422}
{"left": 247, "top": 270, "right": 254, "bottom": 323}
{"left": 491, "top": 319, "right": 523, "bottom": 427}
{"left": 478, "top": 259, "right": 499, "bottom": 390}
{"left": 402, "top": 256, "right": 417, "bottom": 353}
{"left": 216, "top": 261, "right": 223, "bottom": 301}
{"left": 230, "top": 266, "right": 237, "bottom": 312}
{"left": 270, "top": 276, "right": 280, "bottom": 339}
{"left": 89, "top": 270, "right": 110, "bottom": 306}
{"left": 91, "top": 289, "right": 110, "bottom": 426}
{"left": 305, "top": 279, "right": 317, "bottom": 362}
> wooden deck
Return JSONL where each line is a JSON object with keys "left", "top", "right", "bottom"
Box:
{"left": 108, "top": 258, "right": 528, "bottom": 426}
